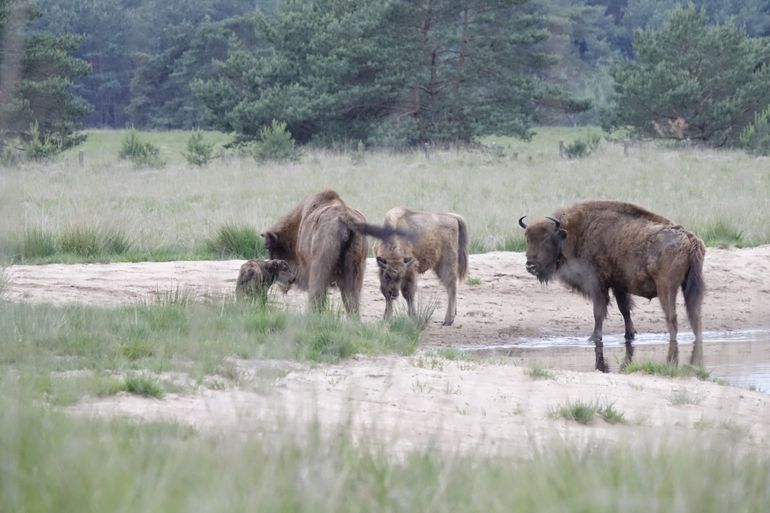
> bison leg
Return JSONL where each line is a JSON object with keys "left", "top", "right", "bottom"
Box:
{"left": 589, "top": 288, "right": 610, "bottom": 372}
{"left": 383, "top": 297, "right": 394, "bottom": 320}
{"left": 613, "top": 287, "right": 636, "bottom": 368}
{"left": 656, "top": 281, "right": 680, "bottom": 366}
{"left": 401, "top": 272, "right": 418, "bottom": 319}
{"left": 435, "top": 258, "right": 458, "bottom": 326}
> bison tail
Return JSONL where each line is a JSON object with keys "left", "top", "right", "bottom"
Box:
{"left": 354, "top": 222, "right": 416, "bottom": 242}
{"left": 455, "top": 216, "right": 469, "bottom": 281}
{"left": 682, "top": 238, "right": 706, "bottom": 337}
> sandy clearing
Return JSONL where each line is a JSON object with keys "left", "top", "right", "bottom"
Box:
{"left": 6, "top": 246, "right": 770, "bottom": 451}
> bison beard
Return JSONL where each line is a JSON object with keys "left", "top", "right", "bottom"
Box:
{"left": 520, "top": 201, "right": 705, "bottom": 372}
{"left": 263, "top": 189, "right": 411, "bottom": 315}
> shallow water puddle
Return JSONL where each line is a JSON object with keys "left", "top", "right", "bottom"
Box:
{"left": 446, "top": 329, "right": 770, "bottom": 394}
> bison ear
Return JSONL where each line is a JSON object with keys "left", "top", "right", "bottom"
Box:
{"left": 263, "top": 231, "right": 278, "bottom": 246}
{"left": 376, "top": 256, "right": 387, "bottom": 269}
{"left": 403, "top": 256, "right": 415, "bottom": 268}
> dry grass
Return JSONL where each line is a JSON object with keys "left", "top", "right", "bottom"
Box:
{"left": 1, "top": 128, "right": 767, "bottom": 262}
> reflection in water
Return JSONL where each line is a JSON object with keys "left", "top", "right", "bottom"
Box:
{"left": 445, "top": 330, "right": 770, "bottom": 394}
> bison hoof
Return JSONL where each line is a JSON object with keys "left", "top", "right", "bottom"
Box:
{"left": 442, "top": 319, "right": 454, "bottom": 327}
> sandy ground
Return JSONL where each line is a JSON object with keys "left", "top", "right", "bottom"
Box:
{"left": 6, "top": 246, "right": 770, "bottom": 452}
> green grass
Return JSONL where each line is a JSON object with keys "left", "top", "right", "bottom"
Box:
{"left": 2, "top": 127, "right": 768, "bottom": 264}
{"left": 0, "top": 300, "right": 423, "bottom": 403}
{"left": 466, "top": 277, "right": 482, "bottom": 286}
{"left": 0, "top": 388, "right": 767, "bottom": 513}
{"left": 205, "top": 223, "right": 265, "bottom": 259}
{"left": 551, "top": 400, "right": 626, "bottom": 425}
{"left": 623, "top": 361, "right": 711, "bottom": 380}
{"left": 698, "top": 219, "right": 746, "bottom": 247}
{"left": 123, "top": 375, "right": 164, "bottom": 398}
{"left": 526, "top": 364, "right": 555, "bottom": 380}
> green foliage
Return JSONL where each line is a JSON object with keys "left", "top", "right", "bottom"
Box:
{"left": 465, "top": 277, "right": 482, "bottom": 286}
{"left": 250, "top": 120, "right": 299, "bottom": 162}
{"left": 739, "top": 105, "right": 770, "bottom": 156}
{"left": 206, "top": 224, "right": 265, "bottom": 259}
{"left": 19, "top": 228, "right": 57, "bottom": 260}
{"left": 623, "top": 361, "right": 711, "bottom": 380}
{"left": 699, "top": 220, "right": 745, "bottom": 248}
{"left": 182, "top": 130, "right": 215, "bottom": 166}
{"left": 118, "top": 130, "right": 165, "bottom": 167}
{"left": 0, "top": 2, "right": 89, "bottom": 154}
{"left": 606, "top": 5, "right": 770, "bottom": 147}
{"left": 551, "top": 400, "right": 626, "bottom": 425}
{"left": 564, "top": 133, "right": 601, "bottom": 159}
{"left": 195, "top": 0, "right": 589, "bottom": 147}
{"left": 526, "top": 364, "right": 555, "bottom": 380}
{"left": 12, "top": 226, "right": 130, "bottom": 262}
{"left": 123, "top": 375, "right": 164, "bottom": 398}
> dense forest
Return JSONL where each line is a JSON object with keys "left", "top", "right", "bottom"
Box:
{"left": 1, "top": 0, "right": 769, "bottom": 152}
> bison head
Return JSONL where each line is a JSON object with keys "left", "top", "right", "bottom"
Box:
{"left": 519, "top": 215, "right": 566, "bottom": 283}
{"left": 268, "top": 259, "right": 295, "bottom": 294}
{"left": 376, "top": 256, "right": 416, "bottom": 300}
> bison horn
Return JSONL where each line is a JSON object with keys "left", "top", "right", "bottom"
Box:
{"left": 545, "top": 216, "right": 561, "bottom": 231}
{"left": 518, "top": 216, "right": 527, "bottom": 229}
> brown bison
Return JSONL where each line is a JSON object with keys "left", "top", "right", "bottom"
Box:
{"left": 262, "top": 189, "right": 408, "bottom": 315}
{"left": 235, "top": 259, "right": 294, "bottom": 301}
{"left": 374, "top": 208, "right": 468, "bottom": 326}
{"left": 519, "top": 200, "right": 705, "bottom": 372}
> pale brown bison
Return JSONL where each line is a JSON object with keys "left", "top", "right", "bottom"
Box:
{"left": 373, "top": 208, "right": 468, "bottom": 326}
{"left": 263, "top": 189, "right": 408, "bottom": 314}
{"left": 519, "top": 200, "right": 705, "bottom": 372}
{"left": 235, "top": 259, "right": 294, "bottom": 301}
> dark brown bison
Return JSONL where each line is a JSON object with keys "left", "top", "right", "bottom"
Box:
{"left": 519, "top": 200, "right": 705, "bottom": 372}
{"left": 373, "top": 208, "right": 468, "bottom": 326}
{"left": 263, "top": 189, "right": 408, "bottom": 315}
{"left": 235, "top": 259, "right": 294, "bottom": 301}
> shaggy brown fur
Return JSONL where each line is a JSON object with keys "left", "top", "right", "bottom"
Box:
{"left": 373, "top": 207, "right": 469, "bottom": 326}
{"left": 235, "top": 259, "right": 294, "bottom": 301}
{"left": 263, "top": 190, "right": 408, "bottom": 314}
{"left": 519, "top": 200, "right": 705, "bottom": 372}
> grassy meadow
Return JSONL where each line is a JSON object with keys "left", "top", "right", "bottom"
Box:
{"left": 2, "top": 128, "right": 769, "bottom": 511}
{"left": 1, "top": 127, "right": 767, "bottom": 263}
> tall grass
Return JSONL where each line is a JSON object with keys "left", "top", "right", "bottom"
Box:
{"left": 1, "top": 392, "right": 768, "bottom": 513}
{"left": 1, "top": 127, "right": 769, "bottom": 264}
{"left": 205, "top": 223, "right": 265, "bottom": 259}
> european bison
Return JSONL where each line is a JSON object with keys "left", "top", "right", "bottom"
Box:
{"left": 373, "top": 208, "right": 468, "bottom": 326}
{"left": 263, "top": 189, "right": 408, "bottom": 315}
{"left": 235, "top": 259, "right": 294, "bottom": 301}
{"left": 519, "top": 200, "right": 705, "bottom": 372}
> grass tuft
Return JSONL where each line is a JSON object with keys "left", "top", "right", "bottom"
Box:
{"left": 60, "top": 226, "right": 100, "bottom": 257}
{"left": 20, "top": 228, "right": 57, "bottom": 259}
{"left": 699, "top": 219, "right": 745, "bottom": 247}
{"left": 623, "top": 361, "right": 711, "bottom": 380}
{"left": 206, "top": 223, "right": 265, "bottom": 259}
{"left": 526, "top": 364, "right": 555, "bottom": 380}
{"left": 551, "top": 400, "right": 625, "bottom": 425}
{"left": 123, "top": 375, "right": 164, "bottom": 398}
{"left": 466, "top": 277, "right": 482, "bottom": 286}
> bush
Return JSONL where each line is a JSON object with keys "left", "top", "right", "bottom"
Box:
{"left": 23, "top": 122, "right": 63, "bottom": 161}
{"left": 118, "top": 130, "right": 165, "bottom": 168}
{"left": 183, "top": 130, "right": 215, "bottom": 166}
{"left": 206, "top": 224, "right": 265, "bottom": 259}
{"left": 251, "top": 120, "right": 299, "bottom": 162}
{"left": 369, "top": 116, "right": 420, "bottom": 150}
{"left": 564, "top": 133, "right": 601, "bottom": 159}
{"left": 740, "top": 105, "right": 770, "bottom": 156}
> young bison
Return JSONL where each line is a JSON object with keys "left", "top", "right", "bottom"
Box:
{"left": 519, "top": 200, "right": 705, "bottom": 372}
{"left": 235, "top": 259, "right": 294, "bottom": 301}
{"left": 374, "top": 207, "right": 469, "bottom": 326}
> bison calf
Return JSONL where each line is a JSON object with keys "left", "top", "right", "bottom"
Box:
{"left": 519, "top": 200, "right": 705, "bottom": 372}
{"left": 374, "top": 207, "right": 468, "bottom": 326}
{"left": 235, "top": 259, "right": 294, "bottom": 301}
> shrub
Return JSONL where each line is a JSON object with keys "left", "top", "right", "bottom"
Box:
{"left": 119, "top": 130, "right": 165, "bottom": 168}
{"left": 183, "top": 130, "right": 215, "bottom": 166}
{"left": 206, "top": 224, "right": 265, "bottom": 259}
{"left": 251, "top": 120, "right": 299, "bottom": 162}
{"left": 22, "top": 122, "right": 63, "bottom": 161}
{"left": 739, "top": 105, "right": 770, "bottom": 156}
{"left": 564, "top": 133, "right": 601, "bottom": 159}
